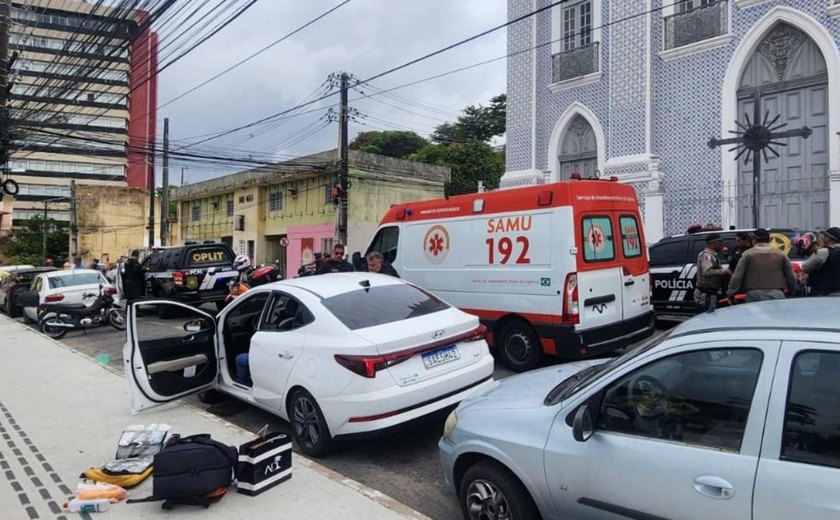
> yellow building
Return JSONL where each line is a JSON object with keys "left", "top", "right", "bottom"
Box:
{"left": 172, "top": 150, "right": 449, "bottom": 278}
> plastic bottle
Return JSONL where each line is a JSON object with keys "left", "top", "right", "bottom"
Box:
{"left": 63, "top": 498, "right": 111, "bottom": 512}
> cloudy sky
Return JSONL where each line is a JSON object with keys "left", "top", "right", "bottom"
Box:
{"left": 157, "top": 0, "right": 507, "bottom": 183}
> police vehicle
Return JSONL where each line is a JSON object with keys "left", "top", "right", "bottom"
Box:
{"left": 142, "top": 241, "right": 238, "bottom": 315}
{"left": 649, "top": 229, "right": 807, "bottom": 321}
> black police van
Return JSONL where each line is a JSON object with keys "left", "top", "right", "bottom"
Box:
{"left": 142, "top": 241, "right": 238, "bottom": 314}
{"left": 649, "top": 229, "right": 806, "bottom": 321}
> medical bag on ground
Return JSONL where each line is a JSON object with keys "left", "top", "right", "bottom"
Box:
{"left": 236, "top": 429, "right": 292, "bottom": 496}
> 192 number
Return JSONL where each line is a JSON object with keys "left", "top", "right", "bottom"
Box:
{"left": 486, "top": 236, "right": 530, "bottom": 264}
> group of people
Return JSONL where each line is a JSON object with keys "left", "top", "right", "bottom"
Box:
{"left": 298, "top": 243, "right": 399, "bottom": 278}
{"left": 695, "top": 227, "right": 840, "bottom": 310}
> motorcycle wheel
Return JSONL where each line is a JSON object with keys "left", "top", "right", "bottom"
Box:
{"left": 108, "top": 308, "right": 126, "bottom": 330}
{"left": 41, "top": 316, "right": 69, "bottom": 339}
{"left": 2, "top": 179, "right": 19, "bottom": 196}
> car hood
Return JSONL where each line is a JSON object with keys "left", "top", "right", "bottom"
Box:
{"left": 459, "top": 359, "right": 606, "bottom": 412}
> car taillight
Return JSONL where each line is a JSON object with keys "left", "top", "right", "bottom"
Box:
{"left": 334, "top": 325, "right": 486, "bottom": 378}
{"left": 334, "top": 352, "right": 414, "bottom": 379}
{"left": 105, "top": 287, "right": 117, "bottom": 296}
{"left": 44, "top": 294, "right": 65, "bottom": 302}
{"left": 173, "top": 272, "right": 184, "bottom": 287}
{"left": 563, "top": 273, "right": 579, "bottom": 325}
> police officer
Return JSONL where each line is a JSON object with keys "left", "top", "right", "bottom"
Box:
{"left": 803, "top": 227, "right": 840, "bottom": 296}
{"left": 727, "top": 228, "right": 797, "bottom": 303}
{"left": 694, "top": 234, "right": 731, "bottom": 311}
{"left": 727, "top": 232, "right": 753, "bottom": 274}
{"left": 316, "top": 244, "right": 354, "bottom": 274}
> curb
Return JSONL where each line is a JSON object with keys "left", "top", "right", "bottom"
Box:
{"left": 8, "top": 317, "right": 432, "bottom": 520}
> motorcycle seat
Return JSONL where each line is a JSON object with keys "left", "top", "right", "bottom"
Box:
{"left": 42, "top": 303, "right": 87, "bottom": 312}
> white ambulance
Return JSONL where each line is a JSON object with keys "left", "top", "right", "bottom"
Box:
{"left": 362, "top": 178, "right": 655, "bottom": 372}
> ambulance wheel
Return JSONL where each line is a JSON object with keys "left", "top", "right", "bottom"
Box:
{"left": 497, "top": 321, "right": 542, "bottom": 372}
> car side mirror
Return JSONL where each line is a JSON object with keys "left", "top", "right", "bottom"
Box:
{"left": 184, "top": 319, "right": 208, "bottom": 332}
{"left": 572, "top": 404, "right": 595, "bottom": 442}
{"left": 17, "top": 290, "right": 39, "bottom": 307}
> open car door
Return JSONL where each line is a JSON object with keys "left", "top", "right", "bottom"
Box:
{"left": 124, "top": 300, "right": 218, "bottom": 414}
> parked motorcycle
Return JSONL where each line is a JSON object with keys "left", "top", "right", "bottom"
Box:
{"left": 39, "top": 288, "right": 126, "bottom": 339}
{"left": 224, "top": 264, "right": 281, "bottom": 305}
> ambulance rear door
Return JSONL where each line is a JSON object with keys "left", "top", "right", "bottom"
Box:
{"left": 616, "top": 213, "right": 651, "bottom": 321}
{"left": 576, "top": 214, "right": 624, "bottom": 331}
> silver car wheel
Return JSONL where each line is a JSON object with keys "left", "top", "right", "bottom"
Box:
{"left": 466, "top": 478, "right": 513, "bottom": 520}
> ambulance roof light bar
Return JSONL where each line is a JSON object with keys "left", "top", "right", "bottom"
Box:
{"left": 570, "top": 173, "right": 582, "bottom": 180}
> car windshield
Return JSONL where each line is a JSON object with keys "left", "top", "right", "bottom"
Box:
{"left": 322, "top": 283, "right": 450, "bottom": 330}
{"left": 545, "top": 329, "right": 674, "bottom": 405}
{"left": 49, "top": 272, "right": 103, "bottom": 289}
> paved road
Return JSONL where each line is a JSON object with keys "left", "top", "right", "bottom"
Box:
{"left": 13, "top": 311, "right": 664, "bottom": 519}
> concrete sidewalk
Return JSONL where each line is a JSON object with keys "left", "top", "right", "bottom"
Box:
{"left": 0, "top": 315, "right": 429, "bottom": 520}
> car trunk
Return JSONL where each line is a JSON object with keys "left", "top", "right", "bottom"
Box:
{"left": 46, "top": 283, "right": 105, "bottom": 306}
{"left": 352, "top": 309, "right": 483, "bottom": 387}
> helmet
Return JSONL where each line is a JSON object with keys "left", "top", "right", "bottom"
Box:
{"left": 795, "top": 232, "right": 818, "bottom": 257}
{"left": 233, "top": 254, "right": 251, "bottom": 272}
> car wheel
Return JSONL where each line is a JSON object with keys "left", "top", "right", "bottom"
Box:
{"left": 41, "top": 316, "right": 69, "bottom": 339}
{"left": 289, "top": 389, "right": 333, "bottom": 458}
{"left": 5, "top": 298, "right": 18, "bottom": 317}
{"left": 197, "top": 389, "right": 227, "bottom": 404}
{"left": 459, "top": 460, "right": 541, "bottom": 520}
{"left": 496, "top": 320, "right": 542, "bottom": 372}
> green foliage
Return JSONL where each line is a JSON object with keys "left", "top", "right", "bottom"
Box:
{"left": 4, "top": 217, "right": 69, "bottom": 265}
{"left": 349, "top": 131, "right": 429, "bottom": 159}
{"left": 431, "top": 94, "right": 506, "bottom": 144}
{"left": 410, "top": 142, "right": 503, "bottom": 197}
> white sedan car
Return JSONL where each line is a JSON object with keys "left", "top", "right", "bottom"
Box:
{"left": 124, "top": 272, "right": 494, "bottom": 456}
{"left": 21, "top": 269, "right": 118, "bottom": 323}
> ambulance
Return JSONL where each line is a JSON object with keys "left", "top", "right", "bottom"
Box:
{"left": 362, "top": 177, "right": 655, "bottom": 372}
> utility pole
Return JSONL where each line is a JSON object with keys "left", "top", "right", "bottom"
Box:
{"left": 336, "top": 72, "right": 349, "bottom": 246}
{"left": 42, "top": 201, "right": 48, "bottom": 265}
{"left": 160, "top": 118, "right": 169, "bottom": 246}
{"left": 147, "top": 148, "right": 155, "bottom": 249}
{"left": 69, "top": 180, "right": 78, "bottom": 257}
{"left": 180, "top": 166, "right": 185, "bottom": 186}
{"left": 0, "top": 0, "right": 11, "bottom": 171}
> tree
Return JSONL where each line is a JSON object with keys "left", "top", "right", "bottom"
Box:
{"left": 3, "top": 217, "right": 69, "bottom": 265}
{"left": 349, "top": 130, "right": 428, "bottom": 159}
{"left": 430, "top": 94, "right": 506, "bottom": 144}
{"left": 410, "top": 142, "right": 503, "bottom": 197}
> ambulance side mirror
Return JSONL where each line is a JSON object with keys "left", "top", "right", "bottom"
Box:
{"left": 352, "top": 252, "right": 365, "bottom": 271}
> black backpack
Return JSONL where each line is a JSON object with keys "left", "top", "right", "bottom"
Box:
{"left": 128, "top": 434, "right": 238, "bottom": 509}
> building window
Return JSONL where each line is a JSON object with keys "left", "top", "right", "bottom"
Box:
{"left": 665, "top": 0, "right": 728, "bottom": 50}
{"left": 324, "top": 185, "right": 333, "bottom": 204}
{"left": 191, "top": 205, "right": 201, "bottom": 221}
{"left": 269, "top": 191, "right": 283, "bottom": 212}
{"left": 552, "top": 0, "right": 600, "bottom": 83}
{"left": 226, "top": 198, "right": 234, "bottom": 217}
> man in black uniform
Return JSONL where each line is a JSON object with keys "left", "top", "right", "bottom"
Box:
{"left": 316, "top": 244, "right": 354, "bottom": 274}
{"left": 727, "top": 232, "right": 753, "bottom": 274}
{"left": 121, "top": 250, "right": 145, "bottom": 301}
{"left": 803, "top": 227, "right": 840, "bottom": 296}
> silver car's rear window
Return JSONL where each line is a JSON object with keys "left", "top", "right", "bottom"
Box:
{"left": 322, "top": 283, "right": 450, "bottom": 330}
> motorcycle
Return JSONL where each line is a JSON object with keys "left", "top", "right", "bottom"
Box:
{"left": 39, "top": 287, "right": 126, "bottom": 339}
{"left": 224, "top": 264, "right": 280, "bottom": 305}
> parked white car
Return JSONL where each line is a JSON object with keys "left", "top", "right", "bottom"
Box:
{"left": 440, "top": 298, "right": 840, "bottom": 520}
{"left": 21, "top": 269, "right": 118, "bottom": 323}
{"left": 124, "top": 272, "right": 494, "bottom": 456}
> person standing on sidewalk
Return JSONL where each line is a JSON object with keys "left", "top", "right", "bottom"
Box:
{"left": 727, "top": 228, "right": 797, "bottom": 303}
{"left": 803, "top": 227, "right": 840, "bottom": 296}
{"left": 694, "top": 234, "right": 731, "bottom": 311}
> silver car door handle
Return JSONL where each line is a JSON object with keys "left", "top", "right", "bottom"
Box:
{"left": 278, "top": 351, "right": 295, "bottom": 360}
{"left": 693, "top": 476, "right": 735, "bottom": 499}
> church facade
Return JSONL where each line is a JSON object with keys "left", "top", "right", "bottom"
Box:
{"left": 503, "top": 0, "right": 840, "bottom": 242}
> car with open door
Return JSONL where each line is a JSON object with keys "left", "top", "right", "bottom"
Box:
{"left": 440, "top": 298, "right": 840, "bottom": 520}
{"left": 124, "top": 272, "right": 494, "bottom": 457}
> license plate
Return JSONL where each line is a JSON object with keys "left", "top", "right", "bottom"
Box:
{"left": 422, "top": 345, "right": 460, "bottom": 369}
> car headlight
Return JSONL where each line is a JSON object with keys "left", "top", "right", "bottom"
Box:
{"left": 443, "top": 410, "right": 458, "bottom": 440}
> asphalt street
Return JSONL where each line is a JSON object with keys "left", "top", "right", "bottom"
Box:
{"left": 12, "top": 311, "right": 664, "bottom": 519}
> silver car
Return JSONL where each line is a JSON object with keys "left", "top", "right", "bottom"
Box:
{"left": 440, "top": 298, "right": 840, "bottom": 520}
